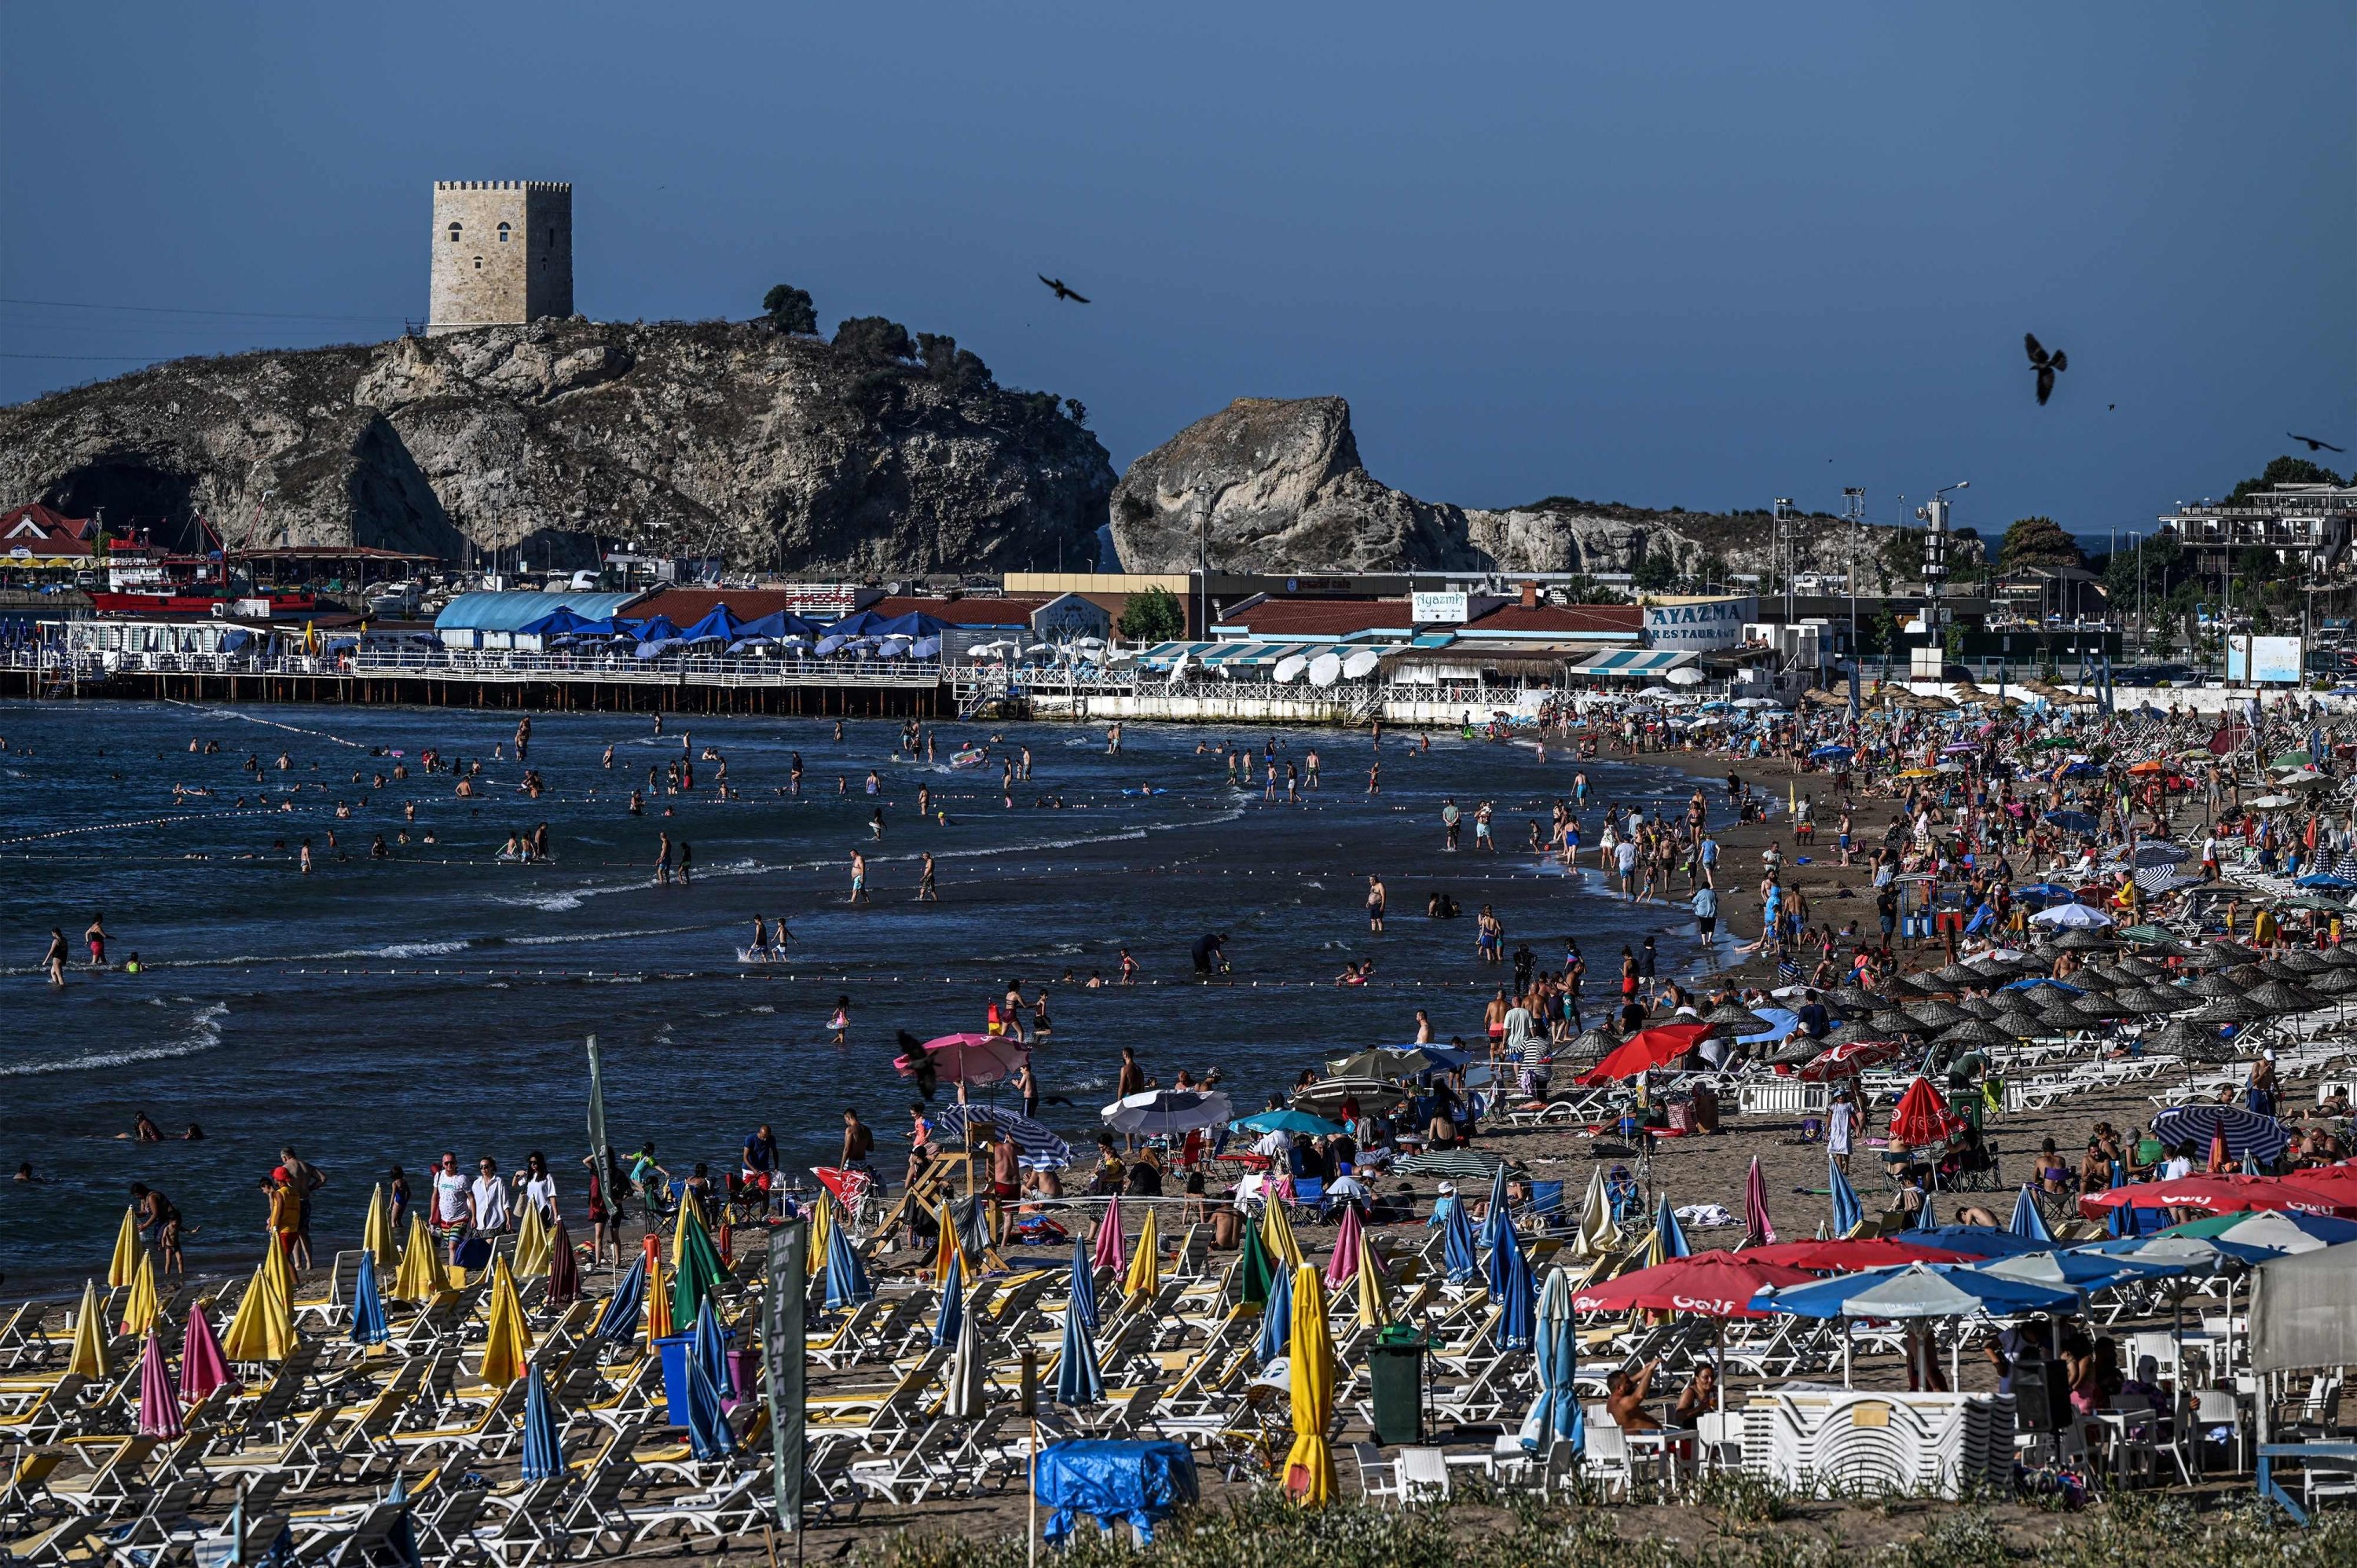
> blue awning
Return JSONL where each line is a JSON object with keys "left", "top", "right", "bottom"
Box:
{"left": 434, "top": 590, "right": 646, "bottom": 634}
{"left": 1570, "top": 649, "right": 1699, "bottom": 676}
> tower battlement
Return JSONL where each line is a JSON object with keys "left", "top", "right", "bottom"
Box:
{"left": 427, "top": 181, "right": 574, "bottom": 335}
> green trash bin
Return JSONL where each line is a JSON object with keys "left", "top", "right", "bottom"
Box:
{"left": 1368, "top": 1324, "right": 1428, "bottom": 1447}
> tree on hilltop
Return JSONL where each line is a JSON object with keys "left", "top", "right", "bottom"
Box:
{"left": 1999, "top": 515, "right": 2085, "bottom": 573}
{"left": 761, "top": 284, "right": 816, "bottom": 335}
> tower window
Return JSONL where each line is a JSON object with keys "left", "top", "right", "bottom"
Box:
{"left": 497, "top": 222, "right": 511, "bottom": 243}
{"left": 446, "top": 222, "right": 462, "bottom": 242}
{"left": 473, "top": 256, "right": 484, "bottom": 270}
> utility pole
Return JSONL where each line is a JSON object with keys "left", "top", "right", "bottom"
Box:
{"left": 1773, "top": 497, "right": 1797, "bottom": 624}
{"left": 1913, "top": 481, "right": 1969, "bottom": 676}
{"left": 1842, "top": 488, "right": 1865, "bottom": 668}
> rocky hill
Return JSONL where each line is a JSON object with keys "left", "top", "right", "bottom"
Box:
{"left": 0, "top": 319, "right": 1115, "bottom": 576}
{"left": 1108, "top": 396, "right": 1902, "bottom": 581}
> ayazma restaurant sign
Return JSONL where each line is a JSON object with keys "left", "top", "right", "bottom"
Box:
{"left": 1643, "top": 595, "right": 1756, "bottom": 651}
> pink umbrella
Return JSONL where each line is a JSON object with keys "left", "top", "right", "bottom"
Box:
{"left": 897, "top": 1032, "right": 1029, "bottom": 1087}
{"left": 1325, "top": 1203, "right": 1365, "bottom": 1290}
{"left": 1797, "top": 1038, "right": 1908, "bottom": 1081}
{"left": 1743, "top": 1156, "right": 1777, "bottom": 1248}
{"left": 1091, "top": 1194, "right": 1126, "bottom": 1273}
{"left": 179, "top": 1302, "right": 231, "bottom": 1403}
{"left": 137, "top": 1330, "right": 182, "bottom": 1438}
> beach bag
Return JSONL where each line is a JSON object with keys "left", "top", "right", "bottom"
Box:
{"left": 454, "top": 1236, "right": 493, "bottom": 1272}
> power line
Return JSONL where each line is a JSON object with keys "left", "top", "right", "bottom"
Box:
{"left": 1, "top": 295, "right": 405, "bottom": 324}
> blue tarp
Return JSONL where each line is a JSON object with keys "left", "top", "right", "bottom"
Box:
{"left": 1035, "top": 1440, "right": 1199, "bottom": 1545}
{"left": 434, "top": 590, "right": 643, "bottom": 635}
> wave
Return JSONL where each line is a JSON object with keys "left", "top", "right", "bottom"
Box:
{"left": 0, "top": 1002, "right": 229, "bottom": 1078}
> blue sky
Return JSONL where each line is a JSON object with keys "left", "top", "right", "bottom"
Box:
{"left": 3, "top": 3, "right": 2350, "bottom": 546}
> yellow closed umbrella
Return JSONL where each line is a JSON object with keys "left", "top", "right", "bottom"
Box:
{"left": 670, "top": 1190, "right": 708, "bottom": 1267}
{"left": 121, "top": 1252, "right": 161, "bottom": 1338}
{"left": 644, "top": 1255, "right": 674, "bottom": 1346}
{"left": 512, "top": 1203, "right": 552, "bottom": 1279}
{"left": 1352, "top": 1230, "right": 1391, "bottom": 1330}
{"left": 805, "top": 1196, "right": 832, "bottom": 1279}
{"left": 108, "top": 1207, "right": 144, "bottom": 1288}
{"left": 218, "top": 1261, "right": 293, "bottom": 1363}
{"left": 1124, "top": 1207, "right": 1160, "bottom": 1299}
{"left": 1260, "top": 1195, "right": 1305, "bottom": 1270}
{"left": 931, "top": 1198, "right": 962, "bottom": 1280}
{"left": 361, "top": 1185, "right": 395, "bottom": 1266}
{"left": 477, "top": 1258, "right": 533, "bottom": 1388}
{"left": 66, "top": 1279, "right": 110, "bottom": 1379}
{"left": 1281, "top": 1263, "right": 1336, "bottom": 1506}
{"left": 391, "top": 1213, "right": 453, "bottom": 1304}
{"left": 261, "top": 1229, "right": 295, "bottom": 1305}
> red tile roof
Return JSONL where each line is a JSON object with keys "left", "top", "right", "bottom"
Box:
{"left": 1461, "top": 603, "right": 1643, "bottom": 636}
{"left": 871, "top": 595, "right": 1054, "bottom": 626}
{"left": 1213, "top": 599, "right": 1416, "bottom": 637}
{"left": 628, "top": 588, "right": 812, "bottom": 624}
{"left": 2, "top": 503, "right": 100, "bottom": 555}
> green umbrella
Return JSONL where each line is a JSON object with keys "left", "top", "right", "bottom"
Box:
{"left": 670, "top": 1204, "right": 728, "bottom": 1328}
{"left": 1239, "top": 1222, "right": 1276, "bottom": 1307}
{"left": 2116, "top": 924, "right": 2178, "bottom": 946}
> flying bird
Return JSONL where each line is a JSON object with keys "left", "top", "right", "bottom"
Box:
{"left": 2024, "top": 334, "right": 2067, "bottom": 405}
{"left": 2289, "top": 432, "right": 2346, "bottom": 454}
{"left": 1037, "top": 275, "right": 1090, "bottom": 304}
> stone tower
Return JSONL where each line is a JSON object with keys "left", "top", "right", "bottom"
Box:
{"left": 427, "top": 181, "right": 573, "bottom": 335}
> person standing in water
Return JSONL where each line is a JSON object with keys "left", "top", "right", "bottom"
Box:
{"left": 676, "top": 841, "right": 693, "bottom": 886}
{"left": 917, "top": 852, "right": 938, "bottom": 902}
{"left": 43, "top": 928, "right": 67, "bottom": 986}
{"left": 849, "top": 849, "right": 870, "bottom": 904}
{"left": 1366, "top": 875, "right": 1387, "bottom": 932}
{"left": 85, "top": 914, "right": 107, "bottom": 969}
{"left": 654, "top": 832, "right": 673, "bottom": 885}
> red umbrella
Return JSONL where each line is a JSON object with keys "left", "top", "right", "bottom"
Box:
{"left": 1569, "top": 1250, "right": 1820, "bottom": 1318}
{"left": 178, "top": 1303, "right": 230, "bottom": 1404}
{"left": 545, "top": 1216, "right": 581, "bottom": 1308}
{"left": 136, "top": 1331, "right": 181, "bottom": 1438}
{"left": 1739, "top": 1236, "right": 1980, "bottom": 1270}
{"left": 2080, "top": 1176, "right": 2357, "bottom": 1220}
{"left": 896, "top": 1032, "right": 1029, "bottom": 1086}
{"left": 1889, "top": 1076, "right": 1967, "bottom": 1145}
{"left": 1577, "top": 1022, "right": 1712, "bottom": 1085}
{"left": 1797, "top": 1039, "right": 1908, "bottom": 1081}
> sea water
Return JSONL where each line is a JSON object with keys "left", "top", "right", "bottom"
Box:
{"left": 0, "top": 700, "right": 1708, "bottom": 1283}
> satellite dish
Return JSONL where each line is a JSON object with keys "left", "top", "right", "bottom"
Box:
{"left": 1273, "top": 654, "right": 1307, "bottom": 684}
{"left": 1307, "top": 652, "right": 1342, "bottom": 688}
{"left": 1341, "top": 648, "right": 1380, "bottom": 680}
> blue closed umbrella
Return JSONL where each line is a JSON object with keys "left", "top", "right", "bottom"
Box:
{"left": 1054, "top": 1288, "right": 1104, "bottom": 1409}
{"left": 1827, "top": 1155, "right": 1863, "bottom": 1239}
{"left": 1491, "top": 1222, "right": 1535, "bottom": 1352}
{"left": 824, "top": 1214, "right": 871, "bottom": 1310}
{"left": 932, "top": 1251, "right": 964, "bottom": 1347}
{"left": 1256, "top": 1262, "right": 1292, "bottom": 1365}
{"left": 2007, "top": 1185, "right": 2053, "bottom": 1244}
{"left": 1479, "top": 1163, "right": 1512, "bottom": 1249}
{"left": 1067, "top": 1234, "right": 1098, "bottom": 1332}
{"left": 683, "top": 1299, "right": 739, "bottom": 1460}
{"left": 349, "top": 1250, "right": 389, "bottom": 1346}
{"left": 1654, "top": 1194, "right": 1692, "bottom": 1259}
{"left": 1910, "top": 1192, "right": 1939, "bottom": 1231}
{"left": 1519, "top": 1266, "right": 1579, "bottom": 1453}
{"left": 593, "top": 1252, "right": 647, "bottom": 1345}
{"left": 1441, "top": 1191, "right": 1479, "bottom": 1283}
{"left": 519, "top": 1363, "right": 563, "bottom": 1480}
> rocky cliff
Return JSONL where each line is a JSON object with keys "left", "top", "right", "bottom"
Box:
{"left": 1109, "top": 396, "right": 1896, "bottom": 581}
{"left": 0, "top": 320, "right": 1115, "bottom": 576}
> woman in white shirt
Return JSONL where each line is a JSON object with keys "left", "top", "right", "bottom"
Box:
{"left": 514, "top": 1149, "right": 559, "bottom": 1222}
{"left": 470, "top": 1157, "right": 511, "bottom": 1234}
